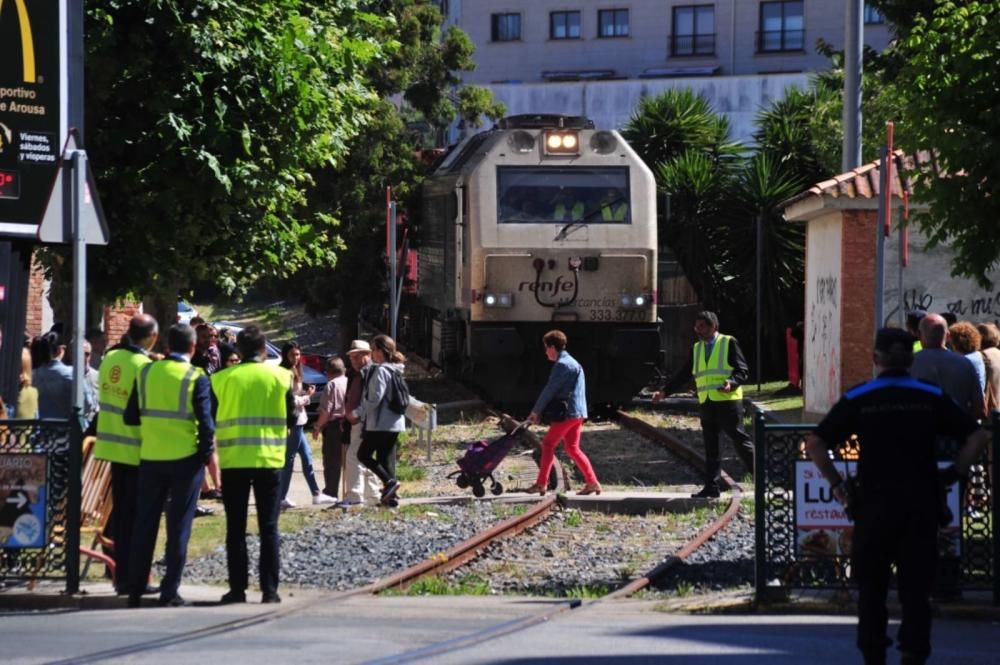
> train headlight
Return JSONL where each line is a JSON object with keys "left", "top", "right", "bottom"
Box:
{"left": 544, "top": 131, "right": 581, "bottom": 155}
{"left": 484, "top": 292, "right": 513, "bottom": 308}
{"left": 619, "top": 294, "right": 651, "bottom": 309}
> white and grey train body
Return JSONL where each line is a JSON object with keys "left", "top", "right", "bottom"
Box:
{"left": 407, "top": 115, "right": 661, "bottom": 408}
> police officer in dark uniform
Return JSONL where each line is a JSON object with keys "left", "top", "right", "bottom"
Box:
{"left": 805, "top": 328, "right": 988, "bottom": 665}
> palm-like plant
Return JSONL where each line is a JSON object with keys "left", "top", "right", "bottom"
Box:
{"left": 627, "top": 87, "right": 814, "bottom": 379}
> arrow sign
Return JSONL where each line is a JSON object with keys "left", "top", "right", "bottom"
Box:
{"left": 37, "top": 131, "right": 109, "bottom": 245}
{"left": 5, "top": 493, "right": 28, "bottom": 509}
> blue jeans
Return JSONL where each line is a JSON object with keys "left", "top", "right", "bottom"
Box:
{"left": 280, "top": 425, "right": 320, "bottom": 499}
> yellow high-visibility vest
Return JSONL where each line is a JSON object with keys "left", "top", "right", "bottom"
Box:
{"left": 94, "top": 348, "right": 152, "bottom": 465}
{"left": 600, "top": 201, "right": 626, "bottom": 222}
{"left": 693, "top": 335, "right": 742, "bottom": 404}
{"left": 554, "top": 201, "right": 585, "bottom": 221}
{"left": 211, "top": 362, "right": 291, "bottom": 469}
{"left": 137, "top": 360, "right": 202, "bottom": 461}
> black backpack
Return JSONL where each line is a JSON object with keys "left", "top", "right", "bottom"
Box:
{"left": 365, "top": 365, "right": 410, "bottom": 415}
{"left": 385, "top": 370, "right": 410, "bottom": 415}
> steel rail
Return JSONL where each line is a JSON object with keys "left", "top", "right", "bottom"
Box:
{"left": 49, "top": 457, "right": 567, "bottom": 664}
{"left": 367, "top": 412, "right": 747, "bottom": 662}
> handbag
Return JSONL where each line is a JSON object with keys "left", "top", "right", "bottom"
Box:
{"left": 541, "top": 399, "right": 569, "bottom": 424}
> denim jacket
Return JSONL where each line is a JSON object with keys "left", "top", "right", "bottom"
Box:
{"left": 532, "top": 351, "right": 587, "bottom": 420}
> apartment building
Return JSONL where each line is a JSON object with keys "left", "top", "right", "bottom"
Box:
{"left": 439, "top": 1, "right": 892, "bottom": 83}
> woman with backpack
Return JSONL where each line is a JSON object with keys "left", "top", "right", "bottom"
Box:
{"left": 352, "top": 334, "right": 407, "bottom": 506}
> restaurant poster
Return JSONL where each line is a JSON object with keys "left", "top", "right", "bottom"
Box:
{"left": 795, "top": 460, "right": 962, "bottom": 559}
{"left": 0, "top": 453, "right": 47, "bottom": 547}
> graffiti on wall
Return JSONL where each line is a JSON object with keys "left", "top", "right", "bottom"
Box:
{"left": 807, "top": 274, "right": 840, "bottom": 412}
{"left": 884, "top": 287, "right": 1000, "bottom": 327}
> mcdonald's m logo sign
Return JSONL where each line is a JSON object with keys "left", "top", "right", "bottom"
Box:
{"left": 0, "top": 0, "right": 36, "bottom": 83}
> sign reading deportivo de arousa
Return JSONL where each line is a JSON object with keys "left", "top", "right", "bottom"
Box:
{"left": 0, "top": 0, "right": 64, "bottom": 232}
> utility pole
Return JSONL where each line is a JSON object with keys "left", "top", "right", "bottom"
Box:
{"left": 843, "top": 0, "right": 864, "bottom": 171}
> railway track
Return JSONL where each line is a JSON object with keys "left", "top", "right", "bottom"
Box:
{"left": 47, "top": 408, "right": 744, "bottom": 664}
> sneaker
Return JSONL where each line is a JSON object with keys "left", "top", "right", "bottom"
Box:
{"left": 261, "top": 592, "right": 282, "bottom": 604}
{"left": 312, "top": 493, "right": 338, "bottom": 506}
{"left": 335, "top": 498, "right": 363, "bottom": 508}
{"left": 280, "top": 498, "right": 297, "bottom": 510}
{"left": 380, "top": 479, "right": 400, "bottom": 501}
{"left": 194, "top": 504, "right": 215, "bottom": 517}
{"left": 157, "top": 594, "right": 190, "bottom": 607}
{"left": 691, "top": 486, "right": 721, "bottom": 499}
{"left": 219, "top": 590, "right": 246, "bottom": 605}
{"left": 201, "top": 489, "right": 223, "bottom": 500}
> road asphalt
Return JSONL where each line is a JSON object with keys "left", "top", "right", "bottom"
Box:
{"left": 2, "top": 592, "right": 998, "bottom": 664}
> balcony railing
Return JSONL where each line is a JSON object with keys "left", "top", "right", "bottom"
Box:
{"left": 756, "top": 29, "right": 805, "bottom": 53}
{"left": 669, "top": 33, "right": 716, "bottom": 57}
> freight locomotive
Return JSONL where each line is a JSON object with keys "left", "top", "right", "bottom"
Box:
{"left": 403, "top": 115, "right": 661, "bottom": 409}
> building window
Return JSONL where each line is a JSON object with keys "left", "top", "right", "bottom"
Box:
{"left": 598, "top": 9, "right": 629, "bottom": 38}
{"left": 671, "top": 5, "right": 715, "bottom": 56}
{"left": 550, "top": 11, "right": 581, "bottom": 40}
{"left": 758, "top": 1, "right": 804, "bottom": 52}
{"left": 491, "top": 13, "right": 521, "bottom": 42}
{"left": 863, "top": 4, "right": 884, "bottom": 24}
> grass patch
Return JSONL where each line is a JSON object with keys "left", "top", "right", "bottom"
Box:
{"left": 564, "top": 584, "right": 608, "bottom": 599}
{"left": 744, "top": 381, "right": 803, "bottom": 414}
{"left": 674, "top": 580, "right": 694, "bottom": 597}
{"left": 563, "top": 510, "right": 584, "bottom": 528}
{"left": 492, "top": 503, "right": 528, "bottom": 519}
{"left": 363, "top": 504, "right": 446, "bottom": 522}
{"left": 616, "top": 563, "right": 637, "bottom": 581}
{"left": 395, "top": 459, "right": 426, "bottom": 482}
{"left": 393, "top": 574, "right": 492, "bottom": 596}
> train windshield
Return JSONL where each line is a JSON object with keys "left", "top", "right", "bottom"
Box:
{"left": 497, "top": 166, "right": 630, "bottom": 224}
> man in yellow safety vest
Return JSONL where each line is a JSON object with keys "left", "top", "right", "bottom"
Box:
{"left": 93, "top": 313, "right": 158, "bottom": 596}
{"left": 124, "top": 324, "right": 215, "bottom": 607}
{"left": 211, "top": 325, "right": 294, "bottom": 605}
{"left": 598, "top": 187, "right": 627, "bottom": 222}
{"left": 653, "top": 311, "right": 753, "bottom": 497}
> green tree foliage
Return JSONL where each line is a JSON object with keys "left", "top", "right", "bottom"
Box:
{"left": 886, "top": 1, "right": 1000, "bottom": 284}
{"left": 81, "top": 0, "right": 386, "bottom": 301}
{"left": 298, "top": 1, "right": 505, "bottom": 343}
{"left": 625, "top": 90, "right": 806, "bottom": 377}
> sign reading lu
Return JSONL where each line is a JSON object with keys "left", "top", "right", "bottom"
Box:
{"left": 0, "top": 0, "right": 66, "bottom": 238}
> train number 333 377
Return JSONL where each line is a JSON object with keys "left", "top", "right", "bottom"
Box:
{"left": 588, "top": 309, "right": 646, "bottom": 322}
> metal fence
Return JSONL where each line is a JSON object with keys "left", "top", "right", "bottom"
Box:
{"left": 754, "top": 409, "right": 999, "bottom": 604}
{"left": 0, "top": 419, "right": 82, "bottom": 592}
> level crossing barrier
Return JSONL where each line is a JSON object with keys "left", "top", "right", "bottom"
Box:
{"left": 0, "top": 418, "right": 82, "bottom": 592}
{"left": 754, "top": 409, "right": 999, "bottom": 605}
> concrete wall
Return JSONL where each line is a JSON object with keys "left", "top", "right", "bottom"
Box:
{"left": 881, "top": 220, "right": 1000, "bottom": 328}
{"left": 449, "top": 0, "right": 892, "bottom": 82}
{"left": 804, "top": 211, "right": 842, "bottom": 415}
{"left": 484, "top": 72, "right": 809, "bottom": 143}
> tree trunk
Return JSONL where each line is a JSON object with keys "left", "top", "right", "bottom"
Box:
{"left": 142, "top": 287, "right": 178, "bottom": 354}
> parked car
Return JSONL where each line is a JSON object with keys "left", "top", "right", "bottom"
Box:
{"left": 177, "top": 299, "right": 198, "bottom": 324}
{"left": 212, "top": 321, "right": 326, "bottom": 416}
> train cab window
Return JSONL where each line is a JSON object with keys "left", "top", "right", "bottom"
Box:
{"left": 497, "top": 166, "right": 630, "bottom": 224}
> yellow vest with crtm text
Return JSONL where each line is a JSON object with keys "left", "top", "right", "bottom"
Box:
{"left": 94, "top": 348, "right": 152, "bottom": 465}
{"left": 693, "top": 335, "right": 742, "bottom": 404}
{"left": 211, "top": 362, "right": 290, "bottom": 469}
{"left": 138, "top": 360, "right": 202, "bottom": 461}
